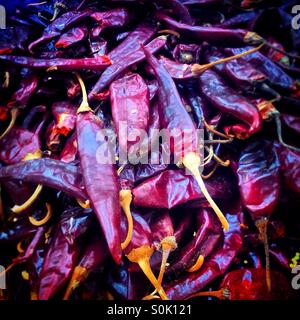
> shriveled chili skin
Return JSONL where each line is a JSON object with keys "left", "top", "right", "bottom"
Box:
{"left": 148, "top": 210, "right": 174, "bottom": 245}
{"left": 203, "top": 45, "right": 266, "bottom": 90}
{"left": 156, "top": 13, "right": 253, "bottom": 47}
{"left": 0, "top": 221, "right": 36, "bottom": 243}
{"left": 133, "top": 169, "right": 234, "bottom": 209}
{"left": 198, "top": 69, "right": 262, "bottom": 136}
{"left": 165, "top": 203, "right": 244, "bottom": 300}
{"left": 237, "top": 141, "right": 280, "bottom": 219}
{"left": 167, "top": 208, "right": 222, "bottom": 276}
{"left": 0, "top": 55, "right": 112, "bottom": 71}
{"left": 60, "top": 133, "right": 78, "bottom": 163}
{"left": 55, "top": 26, "right": 88, "bottom": 49}
{"left": 89, "top": 36, "right": 166, "bottom": 96}
{"left": 110, "top": 73, "right": 150, "bottom": 154}
{"left": 76, "top": 112, "right": 122, "bottom": 264}
{"left": 0, "top": 159, "right": 87, "bottom": 200}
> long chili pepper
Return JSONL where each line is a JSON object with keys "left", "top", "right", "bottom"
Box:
{"left": 0, "top": 159, "right": 87, "bottom": 200}
{"left": 63, "top": 236, "right": 109, "bottom": 300}
{"left": 237, "top": 141, "right": 280, "bottom": 291}
{"left": 55, "top": 26, "right": 88, "bottom": 49}
{"left": 133, "top": 169, "right": 234, "bottom": 209}
{"left": 165, "top": 203, "right": 244, "bottom": 299}
{"left": 142, "top": 45, "right": 229, "bottom": 231}
{"left": 198, "top": 69, "right": 262, "bottom": 138}
{"left": 156, "top": 13, "right": 263, "bottom": 47}
{"left": 28, "top": 9, "right": 92, "bottom": 52}
{"left": 88, "top": 36, "right": 166, "bottom": 98}
{"left": 120, "top": 211, "right": 169, "bottom": 300}
{"left": 0, "top": 55, "right": 112, "bottom": 71}
{"left": 75, "top": 73, "right": 122, "bottom": 264}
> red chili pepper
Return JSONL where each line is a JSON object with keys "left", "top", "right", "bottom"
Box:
{"left": 75, "top": 74, "right": 122, "bottom": 264}
{"left": 0, "top": 55, "right": 112, "bottom": 72}
{"left": 88, "top": 36, "right": 166, "bottom": 98}
{"left": 165, "top": 203, "right": 243, "bottom": 299}
{"left": 60, "top": 132, "right": 78, "bottom": 163}
{"left": 156, "top": 13, "right": 263, "bottom": 47}
{"left": 198, "top": 69, "right": 262, "bottom": 138}
{"left": 55, "top": 26, "right": 88, "bottom": 49}
{"left": 133, "top": 169, "right": 235, "bottom": 209}
{"left": 237, "top": 140, "right": 280, "bottom": 291}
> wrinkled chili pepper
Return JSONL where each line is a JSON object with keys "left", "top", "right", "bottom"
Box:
{"left": 55, "top": 26, "right": 88, "bottom": 49}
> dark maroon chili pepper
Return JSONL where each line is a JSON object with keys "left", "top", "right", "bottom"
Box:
{"left": 38, "top": 214, "right": 84, "bottom": 300}
{"left": 167, "top": 208, "right": 222, "bottom": 276}
{"left": 0, "top": 221, "right": 36, "bottom": 243}
{"left": 88, "top": 36, "right": 166, "bottom": 98}
{"left": 89, "top": 38, "right": 108, "bottom": 57}
{"left": 165, "top": 204, "right": 243, "bottom": 300}
{"left": 156, "top": 13, "right": 263, "bottom": 47}
{"left": 46, "top": 101, "right": 76, "bottom": 151}
{"left": 28, "top": 9, "right": 92, "bottom": 53}
{"left": 173, "top": 213, "right": 193, "bottom": 245}
{"left": 142, "top": 44, "right": 229, "bottom": 230}
{"left": 90, "top": 8, "right": 130, "bottom": 37}
{"left": 237, "top": 140, "right": 280, "bottom": 291}
{"left": 198, "top": 69, "right": 262, "bottom": 138}
{"left": 275, "top": 145, "right": 300, "bottom": 194}
{"left": 133, "top": 169, "right": 234, "bottom": 209}
{"left": 188, "top": 268, "right": 295, "bottom": 300}
{"left": 225, "top": 47, "right": 297, "bottom": 91}
{"left": 282, "top": 114, "right": 300, "bottom": 135}
{"left": 22, "top": 105, "right": 47, "bottom": 130}
{"left": 203, "top": 45, "right": 266, "bottom": 90}
{"left": 155, "top": 0, "right": 192, "bottom": 24}
{"left": 75, "top": 74, "right": 122, "bottom": 265}
{"left": 0, "top": 55, "right": 112, "bottom": 72}
{"left": 60, "top": 132, "right": 78, "bottom": 163}
{"left": 55, "top": 26, "right": 88, "bottom": 49}
{"left": 63, "top": 235, "right": 109, "bottom": 300}
{"left": 0, "top": 159, "right": 87, "bottom": 200}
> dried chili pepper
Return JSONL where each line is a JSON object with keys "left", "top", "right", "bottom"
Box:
{"left": 55, "top": 26, "right": 88, "bottom": 49}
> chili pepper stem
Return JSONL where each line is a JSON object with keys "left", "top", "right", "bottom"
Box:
{"left": 76, "top": 199, "right": 90, "bottom": 209}
{"left": 28, "top": 203, "right": 52, "bottom": 226}
{"left": 63, "top": 266, "right": 87, "bottom": 300}
{"left": 126, "top": 245, "right": 169, "bottom": 300}
{"left": 182, "top": 152, "right": 229, "bottom": 231}
{"left": 202, "top": 163, "right": 219, "bottom": 179}
{"left": 203, "top": 119, "right": 232, "bottom": 139}
{"left": 274, "top": 112, "right": 300, "bottom": 153}
{"left": 75, "top": 73, "right": 93, "bottom": 113}
{"left": 120, "top": 189, "right": 134, "bottom": 250}
{"left": 186, "top": 288, "right": 230, "bottom": 300}
{"left": 192, "top": 44, "right": 264, "bottom": 76}
{"left": 256, "top": 218, "right": 271, "bottom": 292}
{"left": 11, "top": 184, "right": 43, "bottom": 214}
{"left": 187, "top": 254, "right": 204, "bottom": 272}
{"left": 0, "top": 108, "right": 19, "bottom": 140}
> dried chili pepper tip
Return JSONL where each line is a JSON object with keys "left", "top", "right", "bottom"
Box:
{"left": 126, "top": 245, "right": 169, "bottom": 300}
{"left": 182, "top": 152, "right": 229, "bottom": 231}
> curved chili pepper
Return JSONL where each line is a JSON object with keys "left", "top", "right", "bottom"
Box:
{"left": 156, "top": 13, "right": 263, "bottom": 47}
{"left": 143, "top": 44, "right": 229, "bottom": 230}
{"left": 198, "top": 69, "right": 262, "bottom": 137}
{"left": 76, "top": 74, "right": 122, "bottom": 264}
{"left": 133, "top": 169, "right": 235, "bottom": 209}
{"left": 237, "top": 140, "right": 280, "bottom": 291}
{"left": 87, "top": 21, "right": 156, "bottom": 99}
{"left": 88, "top": 36, "right": 166, "bottom": 98}
{"left": 55, "top": 26, "right": 88, "bottom": 49}
{"left": 0, "top": 159, "right": 87, "bottom": 200}
{"left": 165, "top": 203, "right": 244, "bottom": 299}
{"left": 0, "top": 55, "right": 112, "bottom": 72}
{"left": 167, "top": 208, "right": 222, "bottom": 276}
{"left": 28, "top": 9, "right": 92, "bottom": 52}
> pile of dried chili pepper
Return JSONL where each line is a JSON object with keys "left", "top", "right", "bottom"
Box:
{"left": 0, "top": 0, "right": 299, "bottom": 301}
